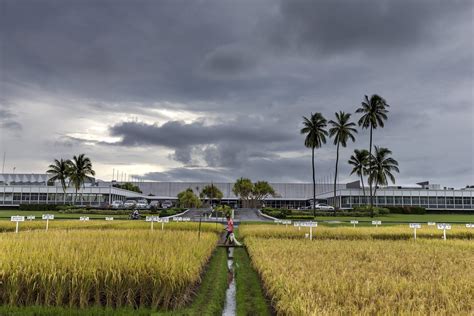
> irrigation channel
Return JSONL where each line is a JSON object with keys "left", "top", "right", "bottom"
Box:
{"left": 222, "top": 246, "right": 236, "bottom": 316}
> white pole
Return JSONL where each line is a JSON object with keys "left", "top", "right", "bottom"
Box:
{"left": 443, "top": 228, "right": 446, "bottom": 241}
{"left": 309, "top": 226, "right": 313, "bottom": 240}
{"left": 15, "top": 221, "right": 19, "bottom": 233}
{"left": 151, "top": 221, "right": 154, "bottom": 231}
{"left": 414, "top": 228, "right": 416, "bottom": 240}
{"left": 46, "top": 218, "right": 49, "bottom": 231}
{"left": 161, "top": 221, "right": 164, "bottom": 231}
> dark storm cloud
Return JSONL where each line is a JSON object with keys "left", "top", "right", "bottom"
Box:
{"left": 110, "top": 119, "right": 295, "bottom": 148}
{"left": 268, "top": 0, "right": 470, "bottom": 56}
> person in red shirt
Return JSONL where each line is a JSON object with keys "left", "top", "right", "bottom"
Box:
{"left": 224, "top": 215, "right": 234, "bottom": 245}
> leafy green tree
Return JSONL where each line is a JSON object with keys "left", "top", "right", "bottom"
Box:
{"left": 200, "top": 184, "right": 223, "bottom": 205}
{"left": 113, "top": 182, "right": 142, "bottom": 193}
{"left": 348, "top": 149, "right": 370, "bottom": 200}
{"left": 329, "top": 111, "right": 357, "bottom": 212}
{"left": 252, "top": 181, "right": 276, "bottom": 207}
{"left": 46, "top": 158, "right": 72, "bottom": 204}
{"left": 369, "top": 146, "right": 400, "bottom": 199}
{"left": 177, "top": 188, "right": 202, "bottom": 208}
{"left": 356, "top": 94, "right": 389, "bottom": 207}
{"left": 300, "top": 113, "right": 328, "bottom": 216}
{"left": 232, "top": 177, "right": 254, "bottom": 208}
{"left": 68, "top": 154, "right": 96, "bottom": 204}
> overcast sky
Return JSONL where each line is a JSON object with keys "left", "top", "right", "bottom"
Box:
{"left": 0, "top": 0, "right": 473, "bottom": 187}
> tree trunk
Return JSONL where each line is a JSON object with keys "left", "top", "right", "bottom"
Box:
{"left": 312, "top": 147, "right": 316, "bottom": 217}
{"left": 369, "top": 125, "right": 373, "bottom": 216}
{"left": 333, "top": 142, "right": 340, "bottom": 215}
{"left": 360, "top": 175, "right": 366, "bottom": 200}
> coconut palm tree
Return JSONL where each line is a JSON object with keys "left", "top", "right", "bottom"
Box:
{"left": 301, "top": 113, "right": 328, "bottom": 216}
{"left": 348, "top": 149, "right": 370, "bottom": 201}
{"left": 356, "top": 94, "right": 389, "bottom": 207}
{"left": 68, "top": 154, "right": 95, "bottom": 204}
{"left": 46, "top": 158, "right": 72, "bottom": 204}
{"left": 369, "top": 147, "right": 399, "bottom": 200}
{"left": 329, "top": 111, "right": 357, "bottom": 213}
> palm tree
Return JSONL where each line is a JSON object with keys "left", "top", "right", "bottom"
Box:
{"left": 301, "top": 113, "right": 328, "bottom": 216}
{"left": 46, "top": 158, "right": 72, "bottom": 204}
{"left": 369, "top": 147, "right": 399, "bottom": 202}
{"left": 329, "top": 111, "right": 357, "bottom": 213}
{"left": 348, "top": 149, "right": 370, "bottom": 201}
{"left": 356, "top": 94, "right": 389, "bottom": 207}
{"left": 68, "top": 154, "right": 95, "bottom": 204}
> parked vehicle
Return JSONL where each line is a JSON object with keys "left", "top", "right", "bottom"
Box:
{"left": 123, "top": 200, "right": 137, "bottom": 209}
{"left": 136, "top": 199, "right": 149, "bottom": 210}
{"left": 149, "top": 200, "right": 160, "bottom": 210}
{"left": 111, "top": 200, "right": 124, "bottom": 209}
{"left": 161, "top": 200, "right": 173, "bottom": 209}
{"left": 315, "top": 203, "right": 335, "bottom": 211}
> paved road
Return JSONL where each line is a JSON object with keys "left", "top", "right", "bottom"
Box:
{"left": 176, "top": 208, "right": 273, "bottom": 222}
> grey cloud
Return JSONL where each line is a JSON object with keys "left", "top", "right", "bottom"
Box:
{"left": 110, "top": 119, "right": 295, "bottom": 148}
{"left": 0, "top": 104, "right": 22, "bottom": 131}
{"left": 200, "top": 45, "right": 259, "bottom": 78}
{"left": 267, "top": 0, "right": 471, "bottom": 56}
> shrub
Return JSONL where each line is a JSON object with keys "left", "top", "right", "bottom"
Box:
{"left": 19, "top": 204, "right": 60, "bottom": 211}
{"left": 386, "top": 206, "right": 426, "bottom": 214}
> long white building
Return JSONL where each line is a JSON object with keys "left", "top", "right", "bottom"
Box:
{"left": 0, "top": 173, "right": 472, "bottom": 211}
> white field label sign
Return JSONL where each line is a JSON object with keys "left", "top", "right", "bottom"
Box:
{"left": 299, "top": 221, "right": 317, "bottom": 227}
{"left": 466, "top": 224, "right": 473, "bottom": 228}
{"left": 372, "top": 220, "right": 382, "bottom": 226}
{"left": 105, "top": 217, "right": 114, "bottom": 221}
{"left": 146, "top": 216, "right": 159, "bottom": 222}
{"left": 79, "top": 217, "right": 90, "bottom": 221}
{"left": 437, "top": 223, "right": 451, "bottom": 230}
{"left": 11, "top": 216, "right": 24, "bottom": 233}
{"left": 350, "top": 220, "right": 359, "bottom": 224}
{"left": 427, "top": 222, "right": 436, "bottom": 226}
{"left": 173, "top": 217, "right": 191, "bottom": 222}
{"left": 281, "top": 220, "right": 292, "bottom": 225}
{"left": 274, "top": 219, "right": 282, "bottom": 224}
{"left": 42, "top": 214, "right": 54, "bottom": 220}
{"left": 437, "top": 223, "right": 451, "bottom": 241}
{"left": 11, "top": 216, "right": 25, "bottom": 222}
{"left": 409, "top": 223, "right": 421, "bottom": 240}
{"left": 26, "top": 215, "right": 36, "bottom": 220}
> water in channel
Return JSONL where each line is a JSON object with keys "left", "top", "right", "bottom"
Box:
{"left": 222, "top": 247, "right": 236, "bottom": 316}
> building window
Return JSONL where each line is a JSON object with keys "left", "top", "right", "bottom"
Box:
{"left": 420, "top": 197, "right": 428, "bottom": 205}
{"left": 403, "top": 197, "right": 411, "bottom": 205}
{"left": 463, "top": 197, "right": 471, "bottom": 209}
{"left": 394, "top": 196, "right": 402, "bottom": 205}
{"left": 21, "top": 193, "right": 30, "bottom": 201}
{"left": 429, "top": 197, "right": 437, "bottom": 208}
{"left": 386, "top": 196, "right": 394, "bottom": 205}
{"left": 412, "top": 196, "right": 420, "bottom": 205}
{"left": 436, "top": 197, "right": 445, "bottom": 207}
{"left": 446, "top": 197, "right": 454, "bottom": 208}
{"left": 455, "top": 197, "right": 462, "bottom": 207}
{"left": 377, "top": 196, "right": 385, "bottom": 205}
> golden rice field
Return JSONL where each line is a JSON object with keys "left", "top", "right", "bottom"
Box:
{"left": 0, "top": 219, "right": 222, "bottom": 234}
{"left": 246, "top": 237, "right": 474, "bottom": 315}
{"left": 0, "top": 229, "right": 218, "bottom": 309}
{"left": 239, "top": 223, "right": 473, "bottom": 240}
